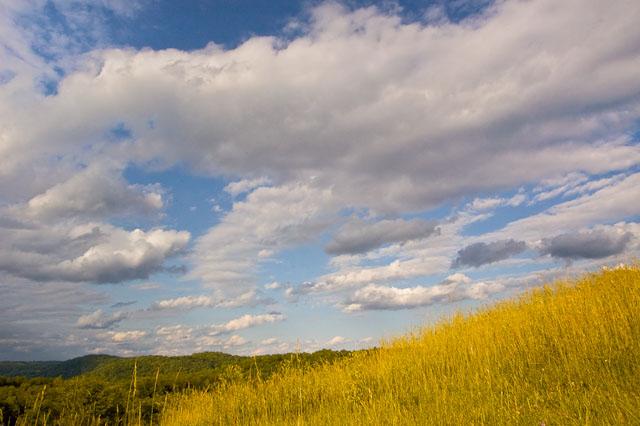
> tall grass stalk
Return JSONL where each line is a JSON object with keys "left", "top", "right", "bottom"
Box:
{"left": 149, "top": 367, "right": 160, "bottom": 426}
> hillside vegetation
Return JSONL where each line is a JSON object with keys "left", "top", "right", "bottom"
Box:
{"left": 1, "top": 350, "right": 350, "bottom": 425}
{"left": 0, "top": 355, "right": 119, "bottom": 379}
{"left": 161, "top": 266, "right": 640, "bottom": 425}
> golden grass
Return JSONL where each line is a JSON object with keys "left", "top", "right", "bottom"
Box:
{"left": 160, "top": 266, "right": 640, "bottom": 425}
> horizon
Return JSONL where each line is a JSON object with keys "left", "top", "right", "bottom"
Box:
{"left": 1, "top": 0, "right": 639, "bottom": 361}
{"left": 0, "top": 347, "right": 354, "bottom": 363}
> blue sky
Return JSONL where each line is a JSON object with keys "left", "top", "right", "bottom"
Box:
{"left": 0, "top": 0, "right": 639, "bottom": 360}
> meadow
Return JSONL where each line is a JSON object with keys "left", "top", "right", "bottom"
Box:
{"left": 5, "top": 265, "right": 640, "bottom": 425}
{"left": 161, "top": 266, "right": 640, "bottom": 425}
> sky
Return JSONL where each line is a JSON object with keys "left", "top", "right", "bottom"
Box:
{"left": 0, "top": 0, "right": 639, "bottom": 361}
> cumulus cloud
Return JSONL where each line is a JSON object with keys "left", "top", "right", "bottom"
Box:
{"left": 0, "top": 159, "right": 187, "bottom": 286}
{"left": 3, "top": 0, "right": 640, "bottom": 212}
{"left": 209, "top": 312, "right": 285, "bottom": 335}
{"left": 0, "top": 221, "right": 190, "bottom": 283}
{"left": 224, "top": 177, "right": 270, "bottom": 197}
{"left": 540, "top": 228, "right": 633, "bottom": 261}
{"left": 325, "top": 218, "right": 438, "bottom": 255}
{"left": 76, "top": 309, "right": 129, "bottom": 329}
{"left": 25, "top": 164, "right": 164, "bottom": 221}
{"left": 452, "top": 239, "right": 527, "bottom": 268}
{"left": 343, "top": 273, "right": 503, "bottom": 311}
{"left": 52, "top": 226, "right": 188, "bottom": 283}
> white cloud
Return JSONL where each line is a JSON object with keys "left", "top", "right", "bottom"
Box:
{"left": 49, "top": 226, "right": 189, "bottom": 283}
{"left": 209, "top": 312, "right": 285, "bottom": 335}
{"left": 562, "top": 174, "right": 628, "bottom": 198}
{"left": 189, "top": 183, "right": 339, "bottom": 297}
{"left": 494, "top": 172, "right": 640, "bottom": 242}
{"left": 155, "top": 325, "right": 194, "bottom": 343}
{"left": 152, "top": 295, "right": 215, "bottom": 310}
{"left": 153, "top": 324, "right": 253, "bottom": 354}
{"left": 291, "top": 257, "right": 444, "bottom": 296}
{"left": 467, "top": 191, "right": 527, "bottom": 211}
{"left": 0, "top": 161, "right": 187, "bottom": 285}
{"left": 326, "top": 336, "right": 349, "bottom": 346}
{"left": 343, "top": 273, "right": 502, "bottom": 312}
{"left": 260, "top": 337, "right": 278, "bottom": 345}
{"left": 3, "top": 0, "right": 640, "bottom": 213}
{"left": 289, "top": 213, "right": 484, "bottom": 298}
{"left": 468, "top": 197, "right": 505, "bottom": 211}
{"left": 224, "top": 177, "right": 270, "bottom": 197}
{"left": 531, "top": 172, "right": 589, "bottom": 203}
{"left": 76, "top": 309, "right": 128, "bottom": 329}
{"left": 222, "top": 335, "right": 248, "bottom": 348}
{"left": 0, "top": 221, "right": 190, "bottom": 283}
{"left": 264, "top": 281, "right": 281, "bottom": 290}
{"left": 151, "top": 290, "right": 267, "bottom": 311}
{"left": 25, "top": 164, "right": 164, "bottom": 221}
{"left": 506, "top": 192, "right": 527, "bottom": 207}
{"left": 107, "top": 330, "right": 147, "bottom": 343}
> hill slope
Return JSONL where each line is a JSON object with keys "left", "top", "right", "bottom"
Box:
{"left": 1, "top": 350, "right": 352, "bottom": 424}
{"left": 0, "top": 355, "right": 119, "bottom": 379}
{"left": 0, "top": 350, "right": 350, "bottom": 381}
{"left": 161, "top": 266, "right": 640, "bottom": 425}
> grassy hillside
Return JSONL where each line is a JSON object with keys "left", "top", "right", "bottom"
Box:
{"left": 161, "top": 266, "right": 640, "bottom": 425}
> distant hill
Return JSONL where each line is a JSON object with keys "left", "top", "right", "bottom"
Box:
{"left": 0, "top": 349, "right": 351, "bottom": 380}
{"left": 0, "top": 349, "right": 353, "bottom": 424}
{"left": 0, "top": 354, "right": 119, "bottom": 378}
